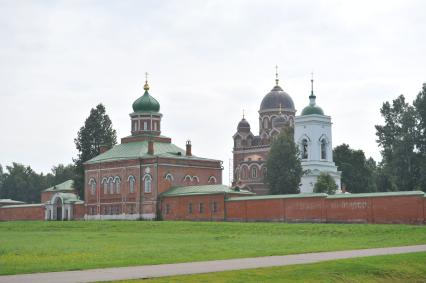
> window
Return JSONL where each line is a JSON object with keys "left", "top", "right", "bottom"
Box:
{"left": 193, "top": 176, "right": 199, "bottom": 183}
{"left": 154, "top": 122, "right": 157, "bottom": 131}
{"left": 188, "top": 203, "right": 193, "bottom": 214}
{"left": 165, "top": 204, "right": 170, "bottom": 214}
{"left": 144, "top": 174, "right": 152, "bottom": 193}
{"left": 109, "top": 180, "right": 114, "bottom": 194}
{"left": 251, "top": 167, "right": 258, "bottom": 179}
{"left": 143, "top": 121, "right": 148, "bottom": 130}
{"left": 263, "top": 118, "right": 268, "bottom": 129}
{"left": 89, "top": 179, "right": 96, "bottom": 195}
{"left": 128, "top": 175, "right": 135, "bottom": 193}
{"left": 103, "top": 180, "right": 108, "bottom": 194}
{"left": 114, "top": 177, "right": 121, "bottom": 194}
{"left": 321, "top": 139, "right": 327, "bottom": 160}
{"left": 241, "top": 167, "right": 248, "bottom": 179}
{"left": 165, "top": 173, "right": 174, "bottom": 183}
{"left": 199, "top": 203, "right": 204, "bottom": 213}
{"left": 208, "top": 176, "right": 217, "bottom": 184}
{"left": 212, "top": 201, "right": 217, "bottom": 213}
{"left": 302, "top": 139, "right": 308, "bottom": 159}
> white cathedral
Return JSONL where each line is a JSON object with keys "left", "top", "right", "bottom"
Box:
{"left": 294, "top": 78, "right": 341, "bottom": 193}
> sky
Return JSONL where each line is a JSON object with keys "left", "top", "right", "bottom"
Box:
{"left": 1, "top": 0, "right": 426, "bottom": 184}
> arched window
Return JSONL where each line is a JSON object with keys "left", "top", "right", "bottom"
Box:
{"left": 128, "top": 175, "right": 135, "bottom": 193}
{"left": 165, "top": 173, "right": 174, "bottom": 183}
{"left": 241, "top": 166, "right": 248, "bottom": 179}
{"left": 144, "top": 174, "right": 152, "bottom": 193}
{"left": 108, "top": 177, "right": 114, "bottom": 194}
{"left": 102, "top": 178, "right": 108, "bottom": 194}
{"left": 208, "top": 176, "right": 217, "bottom": 184}
{"left": 89, "top": 178, "right": 96, "bottom": 195}
{"left": 251, "top": 167, "right": 258, "bottom": 179}
{"left": 302, "top": 139, "right": 308, "bottom": 159}
{"left": 321, "top": 139, "right": 327, "bottom": 160}
{"left": 193, "top": 176, "right": 200, "bottom": 183}
{"left": 184, "top": 175, "right": 192, "bottom": 182}
{"left": 114, "top": 177, "right": 121, "bottom": 194}
{"left": 263, "top": 118, "right": 268, "bottom": 129}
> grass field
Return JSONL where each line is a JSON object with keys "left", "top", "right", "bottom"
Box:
{"left": 1, "top": 221, "right": 426, "bottom": 275}
{"left": 128, "top": 252, "right": 426, "bottom": 283}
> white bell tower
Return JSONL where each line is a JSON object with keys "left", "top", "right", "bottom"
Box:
{"left": 294, "top": 76, "right": 341, "bottom": 193}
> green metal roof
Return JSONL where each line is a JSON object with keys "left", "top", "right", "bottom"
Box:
{"left": 327, "top": 191, "right": 425, "bottom": 199}
{"left": 0, "top": 204, "right": 43, "bottom": 208}
{"left": 227, "top": 193, "right": 327, "bottom": 202}
{"left": 0, "top": 199, "right": 25, "bottom": 205}
{"left": 161, "top": 185, "right": 254, "bottom": 197}
{"left": 85, "top": 140, "right": 219, "bottom": 164}
{"left": 44, "top": 180, "right": 75, "bottom": 192}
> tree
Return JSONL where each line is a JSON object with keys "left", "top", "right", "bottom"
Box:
{"left": 266, "top": 127, "right": 303, "bottom": 194}
{"left": 48, "top": 164, "right": 76, "bottom": 186}
{"left": 74, "top": 104, "right": 117, "bottom": 198}
{"left": 313, "top": 172, "right": 338, "bottom": 194}
{"left": 333, "top": 144, "right": 376, "bottom": 193}
{"left": 375, "top": 93, "right": 423, "bottom": 191}
{"left": 0, "top": 163, "right": 48, "bottom": 203}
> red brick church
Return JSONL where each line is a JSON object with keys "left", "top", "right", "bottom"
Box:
{"left": 83, "top": 79, "right": 225, "bottom": 220}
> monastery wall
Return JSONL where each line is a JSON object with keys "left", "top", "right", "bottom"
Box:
{"left": 224, "top": 192, "right": 426, "bottom": 225}
{"left": 0, "top": 204, "right": 44, "bottom": 221}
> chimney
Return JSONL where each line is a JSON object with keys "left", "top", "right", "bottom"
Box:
{"left": 99, "top": 144, "right": 109, "bottom": 154}
{"left": 148, "top": 140, "right": 154, "bottom": 155}
{"left": 186, "top": 140, "right": 192, "bottom": 156}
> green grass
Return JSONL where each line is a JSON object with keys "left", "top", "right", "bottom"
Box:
{"left": 126, "top": 252, "right": 426, "bottom": 283}
{"left": 0, "top": 221, "right": 426, "bottom": 275}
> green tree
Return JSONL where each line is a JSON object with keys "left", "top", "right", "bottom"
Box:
{"left": 375, "top": 94, "right": 421, "bottom": 191}
{"left": 313, "top": 172, "right": 338, "bottom": 194}
{"left": 74, "top": 104, "right": 117, "bottom": 198}
{"left": 266, "top": 127, "right": 303, "bottom": 194}
{"left": 0, "top": 163, "right": 48, "bottom": 203}
{"left": 333, "top": 144, "right": 376, "bottom": 193}
{"left": 48, "top": 164, "right": 76, "bottom": 186}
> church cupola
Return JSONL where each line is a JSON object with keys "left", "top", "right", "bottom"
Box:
{"left": 301, "top": 75, "right": 324, "bottom": 116}
{"left": 237, "top": 111, "right": 251, "bottom": 133}
{"left": 130, "top": 73, "right": 163, "bottom": 136}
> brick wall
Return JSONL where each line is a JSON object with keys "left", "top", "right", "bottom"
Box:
{"left": 0, "top": 205, "right": 44, "bottom": 221}
{"left": 161, "top": 194, "right": 225, "bottom": 221}
{"left": 223, "top": 193, "right": 425, "bottom": 224}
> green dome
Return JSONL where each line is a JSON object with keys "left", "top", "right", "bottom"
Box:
{"left": 301, "top": 95, "right": 324, "bottom": 116}
{"left": 301, "top": 105, "right": 324, "bottom": 115}
{"left": 132, "top": 87, "right": 160, "bottom": 113}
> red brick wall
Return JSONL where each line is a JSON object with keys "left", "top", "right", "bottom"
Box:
{"left": 73, "top": 203, "right": 85, "bottom": 220}
{"left": 223, "top": 194, "right": 425, "bottom": 224}
{"left": 161, "top": 194, "right": 225, "bottom": 221}
{"left": 0, "top": 205, "right": 44, "bottom": 221}
{"left": 325, "top": 198, "right": 372, "bottom": 223}
{"left": 285, "top": 197, "right": 325, "bottom": 222}
{"left": 371, "top": 196, "right": 424, "bottom": 224}
{"left": 41, "top": 191, "right": 54, "bottom": 203}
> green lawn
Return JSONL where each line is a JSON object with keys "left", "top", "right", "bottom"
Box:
{"left": 0, "top": 221, "right": 426, "bottom": 275}
{"left": 128, "top": 252, "right": 426, "bottom": 283}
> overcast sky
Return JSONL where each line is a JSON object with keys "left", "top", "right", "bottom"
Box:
{"left": 1, "top": 0, "right": 426, "bottom": 184}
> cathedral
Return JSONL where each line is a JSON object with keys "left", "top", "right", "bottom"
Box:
{"left": 233, "top": 72, "right": 341, "bottom": 194}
